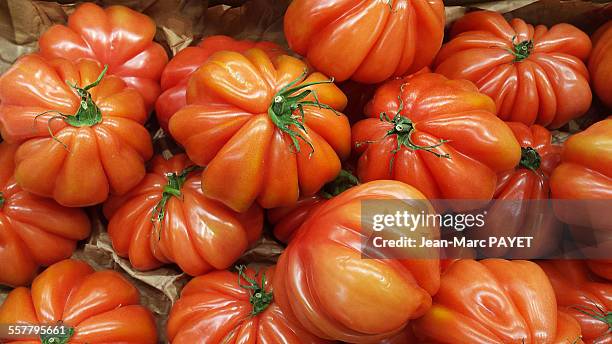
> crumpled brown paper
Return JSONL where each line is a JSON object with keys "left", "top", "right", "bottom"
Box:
{"left": 0, "top": 0, "right": 610, "bottom": 342}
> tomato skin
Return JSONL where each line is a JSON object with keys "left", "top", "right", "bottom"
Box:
{"left": 273, "top": 180, "right": 440, "bottom": 343}
{"left": 103, "top": 154, "right": 263, "bottom": 276}
{"left": 0, "top": 143, "right": 90, "bottom": 287}
{"left": 284, "top": 0, "right": 445, "bottom": 83}
{"left": 434, "top": 10, "right": 592, "bottom": 128}
{"left": 590, "top": 21, "right": 612, "bottom": 109}
{"left": 412, "top": 259, "right": 581, "bottom": 344}
{"left": 0, "top": 259, "right": 158, "bottom": 343}
{"left": 156, "top": 36, "right": 283, "bottom": 130}
{"left": 268, "top": 195, "right": 327, "bottom": 243}
{"left": 38, "top": 3, "right": 168, "bottom": 111}
{"left": 0, "top": 55, "right": 153, "bottom": 207}
{"left": 167, "top": 267, "right": 331, "bottom": 344}
{"left": 550, "top": 119, "right": 612, "bottom": 231}
{"left": 467, "top": 123, "right": 563, "bottom": 257}
{"left": 352, "top": 72, "right": 521, "bottom": 208}
{"left": 169, "top": 49, "right": 351, "bottom": 212}
{"left": 538, "top": 260, "right": 612, "bottom": 344}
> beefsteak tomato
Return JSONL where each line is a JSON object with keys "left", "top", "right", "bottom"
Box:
{"left": 167, "top": 266, "right": 330, "bottom": 344}
{"left": 412, "top": 259, "right": 583, "bottom": 344}
{"left": 590, "top": 21, "right": 612, "bottom": 109}
{"left": 0, "top": 55, "right": 153, "bottom": 207}
{"left": 267, "top": 169, "right": 359, "bottom": 243}
{"left": 0, "top": 259, "right": 157, "bottom": 343}
{"left": 467, "top": 122, "right": 563, "bottom": 258}
{"left": 538, "top": 260, "right": 612, "bottom": 344}
{"left": 550, "top": 118, "right": 612, "bottom": 230}
{"left": 351, "top": 72, "right": 521, "bottom": 206}
{"left": 38, "top": 3, "right": 168, "bottom": 110}
{"left": 103, "top": 154, "right": 263, "bottom": 276}
{"left": 434, "top": 10, "right": 592, "bottom": 128}
{"left": 156, "top": 35, "right": 283, "bottom": 130}
{"left": 284, "top": 0, "right": 445, "bottom": 83}
{"left": 169, "top": 49, "right": 351, "bottom": 212}
{"left": 0, "top": 143, "right": 90, "bottom": 287}
{"left": 273, "top": 180, "right": 440, "bottom": 343}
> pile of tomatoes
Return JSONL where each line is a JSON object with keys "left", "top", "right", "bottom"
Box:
{"left": 0, "top": 1, "right": 610, "bottom": 343}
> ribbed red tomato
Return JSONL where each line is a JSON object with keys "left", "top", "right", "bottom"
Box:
{"left": 412, "top": 259, "right": 583, "bottom": 344}
{"left": 156, "top": 35, "right": 283, "bottom": 130}
{"left": 274, "top": 181, "right": 440, "bottom": 343}
{"left": 103, "top": 154, "right": 263, "bottom": 276}
{"left": 38, "top": 3, "right": 168, "bottom": 110}
{"left": 590, "top": 21, "right": 612, "bottom": 109}
{"left": 167, "top": 266, "right": 330, "bottom": 344}
{"left": 0, "top": 143, "right": 90, "bottom": 287}
{"left": 169, "top": 48, "right": 350, "bottom": 212}
{"left": 352, "top": 71, "right": 521, "bottom": 207}
{"left": 267, "top": 169, "right": 359, "bottom": 243}
{"left": 467, "top": 122, "right": 563, "bottom": 258}
{"left": 538, "top": 260, "right": 612, "bottom": 344}
{"left": 284, "top": 0, "right": 445, "bottom": 83}
{"left": 434, "top": 10, "right": 592, "bottom": 128}
{"left": 0, "top": 55, "right": 153, "bottom": 207}
{"left": 0, "top": 259, "right": 157, "bottom": 343}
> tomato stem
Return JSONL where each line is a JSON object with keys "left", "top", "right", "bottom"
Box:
{"left": 151, "top": 165, "right": 200, "bottom": 237}
{"left": 236, "top": 265, "right": 273, "bottom": 316}
{"left": 0, "top": 192, "right": 4, "bottom": 209}
{"left": 320, "top": 169, "right": 360, "bottom": 199}
{"left": 508, "top": 36, "right": 534, "bottom": 62}
{"left": 571, "top": 303, "right": 612, "bottom": 336}
{"left": 34, "top": 65, "right": 109, "bottom": 149}
{"left": 519, "top": 147, "right": 541, "bottom": 172}
{"left": 268, "top": 69, "right": 338, "bottom": 156}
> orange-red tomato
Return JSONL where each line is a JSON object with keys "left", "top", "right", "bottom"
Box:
{"left": 352, "top": 72, "right": 521, "bottom": 207}
{"left": 467, "top": 123, "right": 563, "bottom": 257}
{"left": 434, "top": 10, "right": 592, "bottom": 128}
{"left": 0, "top": 259, "right": 158, "bottom": 343}
{"left": 550, "top": 118, "right": 612, "bottom": 231}
{"left": 267, "top": 169, "right": 359, "bottom": 243}
{"left": 538, "top": 260, "right": 612, "bottom": 344}
{"left": 38, "top": 3, "right": 168, "bottom": 110}
{"left": 412, "top": 259, "right": 582, "bottom": 344}
{"left": 274, "top": 181, "right": 440, "bottom": 343}
{"left": 0, "top": 55, "right": 153, "bottom": 207}
{"left": 103, "top": 154, "right": 263, "bottom": 276}
{"left": 156, "top": 35, "right": 283, "bottom": 130}
{"left": 169, "top": 48, "right": 351, "bottom": 212}
{"left": 0, "top": 143, "right": 90, "bottom": 287}
{"left": 284, "top": 0, "right": 445, "bottom": 83}
{"left": 167, "top": 267, "right": 331, "bottom": 344}
{"left": 590, "top": 21, "right": 612, "bottom": 108}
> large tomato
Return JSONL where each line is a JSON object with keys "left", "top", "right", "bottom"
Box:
{"left": 538, "top": 260, "right": 612, "bottom": 344}
{"left": 352, "top": 72, "right": 521, "bottom": 207}
{"left": 590, "top": 21, "right": 612, "bottom": 109}
{"left": 0, "top": 259, "right": 157, "bottom": 343}
{"left": 467, "top": 123, "right": 563, "bottom": 257}
{"left": 103, "top": 154, "right": 263, "bottom": 276}
{"left": 273, "top": 181, "right": 440, "bottom": 343}
{"left": 267, "top": 169, "right": 359, "bottom": 243}
{"left": 156, "top": 35, "right": 283, "bottom": 130}
{"left": 0, "top": 55, "right": 153, "bottom": 207}
{"left": 167, "top": 266, "right": 330, "bottom": 344}
{"left": 169, "top": 49, "right": 351, "bottom": 212}
{"left": 434, "top": 10, "right": 592, "bottom": 128}
{"left": 284, "top": 0, "right": 445, "bottom": 83}
{"left": 550, "top": 118, "right": 612, "bottom": 235}
{"left": 38, "top": 3, "right": 168, "bottom": 110}
{"left": 412, "top": 259, "right": 583, "bottom": 344}
{"left": 0, "top": 143, "right": 90, "bottom": 287}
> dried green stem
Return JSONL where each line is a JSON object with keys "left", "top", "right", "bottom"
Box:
{"left": 236, "top": 265, "right": 273, "bottom": 316}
